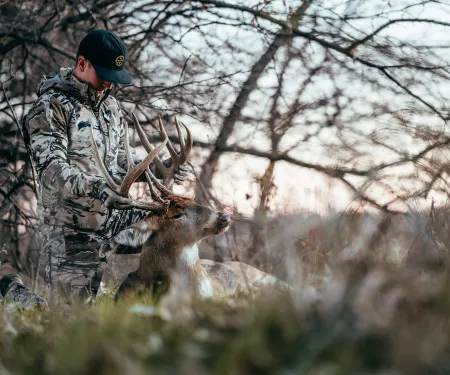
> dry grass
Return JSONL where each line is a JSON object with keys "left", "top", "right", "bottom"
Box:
{"left": 2, "top": 207, "right": 450, "bottom": 374}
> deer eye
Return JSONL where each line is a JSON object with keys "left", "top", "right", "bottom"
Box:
{"left": 172, "top": 213, "right": 185, "bottom": 219}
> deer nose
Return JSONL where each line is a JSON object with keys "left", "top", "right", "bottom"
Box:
{"left": 218, "top": 213, "right": 231, "bottom": 224}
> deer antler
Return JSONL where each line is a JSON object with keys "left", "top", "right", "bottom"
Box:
{"left": 132, "top": 113, "right": 193, "bottom": 191}
{"left": 89, "top": 122, "right": 168, "bottom": 211}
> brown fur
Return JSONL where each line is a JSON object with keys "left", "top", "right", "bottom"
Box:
{"left": 114, "top": 194, "right": 290, "bottom": 300}
{"left": 135, "top": 196, "right": 201, "bottom": 285}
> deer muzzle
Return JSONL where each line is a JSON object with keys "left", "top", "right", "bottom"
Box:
{"left": 216, "top": 213, "right": 231, "bottom": 234}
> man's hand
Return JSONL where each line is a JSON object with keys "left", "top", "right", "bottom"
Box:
{"left": 153, "top": 158, "right": 191, "bottom": 185}
{"left": 98, "top": 183, "right": 135, "bottom": 210}
{"left": 174, "top": 163, "right": 189, "bottom": 184}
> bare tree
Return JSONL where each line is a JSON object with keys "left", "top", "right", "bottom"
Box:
{"left": 190, "top": 0, "right": 450, "bottom": 212}
{"left": 2, "top": 0, "right": 450, "bottom": 272}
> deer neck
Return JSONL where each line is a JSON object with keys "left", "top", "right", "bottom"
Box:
{"left": 138, "top": 236, "right": 175, "bottom": 283}
{"left": 178, "top": 243, "right": 215, "bottom": 298}
{"left": 139, "top": 239, "right": 215, "bottom": 298}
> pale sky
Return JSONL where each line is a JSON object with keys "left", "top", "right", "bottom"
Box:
{"left": 132, "top": 0, "right": 450, "bottom": 216}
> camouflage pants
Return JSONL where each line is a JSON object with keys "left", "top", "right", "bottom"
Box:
{"left": 41, "top": 207, "right": 152, "bottom": 301}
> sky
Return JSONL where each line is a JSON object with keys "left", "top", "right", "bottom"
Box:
{"left": 129, "top": 0, "right": 450, "bottom": 217}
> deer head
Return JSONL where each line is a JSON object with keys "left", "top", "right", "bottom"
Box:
{"left": 90, "top": 113, "right": 231, "bottom": 297}
{"left": 114, "top": 195, "right": 231, "bottom": 251}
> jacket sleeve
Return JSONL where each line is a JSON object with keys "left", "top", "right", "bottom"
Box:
{"left": 24, "top": 94, "right": 104, "bottom": 199}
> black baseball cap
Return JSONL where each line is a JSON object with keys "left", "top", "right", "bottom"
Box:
{"left": 77, "top": 30, "right": 132, "bottom": 84}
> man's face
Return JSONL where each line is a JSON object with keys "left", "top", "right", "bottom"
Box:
{"left": 76, "top": 56, "right": 113, "bottom": 92}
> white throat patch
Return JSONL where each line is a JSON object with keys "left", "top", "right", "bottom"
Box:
{"left": 179, "top": 244, "right": 215, "bottom": 298}
{"left": 179, "top": 244, "right": 200, "bottom": 267}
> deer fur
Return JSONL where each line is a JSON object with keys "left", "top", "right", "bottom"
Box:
{"left": 105, "top": 195, "right": 290, "bottom": 301}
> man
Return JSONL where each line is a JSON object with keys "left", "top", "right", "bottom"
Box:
{"left": 3, "top": 30, "right": 188, "bottom": 303}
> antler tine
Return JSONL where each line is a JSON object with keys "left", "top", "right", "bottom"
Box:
{"left": 125, "top": 197, "right": 167, "bottom": 212}
{"left": 155, "top": 115, "right": 179, "bottom": 189}
{"left": 132, "top": 113, "right": 166, "bottom": 172}
{"left": 158, "top": 115, "right": 193, "bottom": 189}
{"left": 180, "top": 120, "right": 193, "bottom": 163}
{"left": 132, "top": 113, "right": 172, "bottom": 196}
{"left": 123, "top": 119, "right": 136, "bottom": 171}
{"left": 132, "top": 112, "right": 193, "bottom": 190}
{"left": 157, "top": 116, "right": 179, "bottom": 162}
{"left": 148, "top": 166, "right": 172, "bottom": 194}
{"left": 120, "top": 124, "right": 169, "bottom": 197}
{"left": 173, "top": 117, "right": 186, "bottom": 165}
{"left": 89, "top": 126, "right": 120, "bottom": 194}
{"left": 90, "top": 122, "right": 168, "bottom": 211}
{"left": 144, "top": 170, "right": 164, "bottom": 202}
{"left": 174, "top": 117, "right": 185, "bottom": 150}
{"left": 169, "top": 117, "right": 193, "bottom": 167}
{"left": 144, "top": 169, "right": 171, "bottom": 202}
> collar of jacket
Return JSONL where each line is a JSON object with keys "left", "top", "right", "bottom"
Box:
{"left": 60, "top": 67, "right": 109, "bottom": 111}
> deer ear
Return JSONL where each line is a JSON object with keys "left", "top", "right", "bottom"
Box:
{"left": 114, "top": 221, "right": 155, "bottom": 247}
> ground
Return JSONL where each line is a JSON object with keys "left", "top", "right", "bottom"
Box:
{"left": 2, "top": 210, "right": 450, "bottom": 374}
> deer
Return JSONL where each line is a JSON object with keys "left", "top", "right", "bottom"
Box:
{"left": 90, "top": 114, "right": 291, "bottom": 302}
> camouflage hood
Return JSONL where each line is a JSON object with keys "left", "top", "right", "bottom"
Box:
{"left": 37, "top": 67, "right": 108, "bottom": 109}
{"left": 24, "top": 66, "right": 137, "bottom": 232}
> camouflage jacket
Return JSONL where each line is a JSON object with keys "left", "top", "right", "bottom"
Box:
{"left": 23, "top": 67, "right": 142, "bottom": 233}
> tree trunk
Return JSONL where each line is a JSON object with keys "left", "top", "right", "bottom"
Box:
{"left": 248, "top": 161, "right": 276, "bottom": 269}
{"left": 195, "top": 1, "right": 312, "bottom": 205}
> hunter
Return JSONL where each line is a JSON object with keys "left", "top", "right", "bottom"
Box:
{"left": 1, "top": 30, "right": 189, "bottom": 304}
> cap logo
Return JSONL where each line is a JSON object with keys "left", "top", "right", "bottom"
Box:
{"left": 115, "top": 55, "right": 125, "bottom": 67}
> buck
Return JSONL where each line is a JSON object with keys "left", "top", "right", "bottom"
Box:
{"left": 90, "top": 114, "right": 291, "bottom": 301}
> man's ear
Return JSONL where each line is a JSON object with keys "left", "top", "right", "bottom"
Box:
{"left": 114, "top": 221, "right": 155, "bottom": 247}
{"left": 77, "top": 56, "right": 87, "bottom": 71}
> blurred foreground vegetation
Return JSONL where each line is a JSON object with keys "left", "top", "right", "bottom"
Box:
{"left": 1, "top": 253, "right": 450, "bottom": 375}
